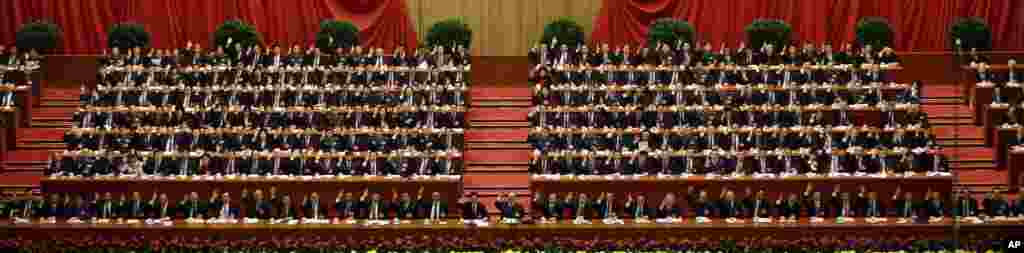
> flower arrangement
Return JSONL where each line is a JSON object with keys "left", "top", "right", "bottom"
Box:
{"left": 316, "top": 19, "right": 360, "bottom": 52}
{"left": 425, "top": 18, "right": 473, "bottom": 49}
{"left": 541, "top": 18, "right": 585, "bottom": 48}
{"left": 856, "top": 17, "right": 894, "bottom": 49}
{"left": 213, "top": 19, "right": 262, "bottom": 57}
{"left": 647, "top": 18, "right": 694, "bottom": 49}
{"left": 950, "top": 17, "right": 992, "bottom": 51}
{"left": 107, "top": 22, "right": 151, "bottom": 49}
{"left": 15, "top": 20, "right": 62, "bottom": 54}
{"left": 744, "top": 19, "right": 791, "bottom": 49}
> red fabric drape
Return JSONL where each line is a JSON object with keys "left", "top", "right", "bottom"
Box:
{"left": 0, "top": 0, "right": 418, "bottom": 54}
{"left": 591, "top": 0, "right": 1024, "bottom": 51}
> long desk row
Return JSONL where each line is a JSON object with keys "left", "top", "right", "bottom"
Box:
{"left": 2, "top": 219, "right": 1019, "bottom": 241}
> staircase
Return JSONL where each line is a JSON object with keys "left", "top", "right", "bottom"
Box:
{"left": 0, "top": 87, "right": 77, "bottom": 190}
{"left": 462, "top": 84, "right": 533, "bottom": 211}
{"left": 920, "top": 85, "right": 1001, "bottom": 192}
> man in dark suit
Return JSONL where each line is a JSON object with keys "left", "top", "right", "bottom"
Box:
{"left": 391, "top": 189, "right": 420, "bottom": 220}
{"left": 593, "top": 192, "right": 618, "bottom": 219}
{"left": 802, "top": 184, "right": 829, "bottom": 218}
{"left": 862, "top": 192, "right": 885, "bottom": 218}
{"left": 458, "top": 192, "right": 488, "bottom": 220}
{"left": 360, "top": 191, "right": 390, "bottom": 220}
{"left": 538, "top": 193, "right": 562, "bottom": 221}
{"left": 983, "top": 189, "right": 1010, "bottom": 217}
{"left": 624, "top": 193, "right": 653, "bottom": 220}
{"left": 687, "top": 188, "right": 713, "bottom": 218}
{"left": 334, "top": 190, "right": 359, "bottom": 220}
{"left": 777, "top": 193, "right": 801, "bottom": 220}
{"left": 178, "top": 192, "right": 204, "bottom": 219}
{"left": 420, "top": 191, "right": 448, "bottom": 221}
{"left": 124, "top": 192, "right": 147, "bottom": 219}
{"left": 302, "top": 192, "right": 326, "bottom": 220}
{"left": 41, "top": 194, "right": 64, "bottom": 220}
{"left": 494, "top": 192, "right": 524, "bottom": 220}
{"left": 952, "top": 189, "right": 977, "bottom": 217}
{"left": 265, "top": 193, "right": 291, "bottom": 220}
{"left": 892, "top": 186, "right": 917, "bottom": 220}
{"left": 718, "top": 190, "right": 741, "bottom": 219}
{"left": 242, "top": 189, "right": 271, "bottom": 219}
{"left": 147, "top": 193, "right": 175, "bottom": 220}
{"left": 925, "top": 191, "right": 945, "bottom": 219}
{"left": 743, "top": 188, "right": 771, "bottom": 219}
{"left": 64, "top": 194, "right": 90, "bottom": 219}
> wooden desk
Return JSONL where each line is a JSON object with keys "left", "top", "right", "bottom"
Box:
{"left": 531, "top": 175, "right": 953, "bottom": 201}
{"left": 995, "top": 127, "right": 1020, "bottom": 171}
{"left": 985, "top": 106, "right": 1010, "bottom": 146}
{"left": 41, "top": 177, "right": 464, "bottom": 215}
{"left": 1010, "top": 149, "right": 1024, "bottom": 190}
{"left": 974, "top": 87, "right": 991, "bottom": 125}
{"left": 4, "top": 218, "right": 1021, "bottom": 241}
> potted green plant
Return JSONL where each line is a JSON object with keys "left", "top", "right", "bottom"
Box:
{"left": 744, "top": 19, "right": 791, "bottom": 48}
{"left": 950, "top": 17, "right": 991, "bottom": 51}
{"left": 213, "top": 19, "right": 262, "bottom": 57}
{"left": 107, "top": 22, "right": 151, "bottom": 50}
{"left": 856, "top": 16, "right": 894, "bottom": 49}
{"left": 316, "top": 20, "right": 360, "bottom": 52}
{"left": 646, "top": 18, "right": 694, "bottom": 48}
{"left": 15, "top": 20, "right": 61, "bottom": 54}
{"left": 540, "top": 18, "right": 585, "bottom": 48}
{"left": 425, "top": 18, "right": 472, "bottom": 49}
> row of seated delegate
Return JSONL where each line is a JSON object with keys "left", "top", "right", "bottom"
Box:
{"left": 7, "top": 188, "right": 476, "bottom": 221}
{"left": 81, "top": 83, "right": 467, "bottom": 108}
{"left": 47, "top": 149, "right": 463, "bottom": 177}
{"left": 528, "top": 104, "right": 926, "bottom": 129}
{"left": 532, "top": 82, "right": 919, "bottom": 107}
{"left": 63, "top": 127, "right": 463, "bottom": 153}
{"left": 102, "top": 44, "right": 470, "bottom": 69}
{"left": 11, "top": 187, "right": 1020, "bottom": 222}
{"left": 99, "top": 44, "right": 470, "bottom": 88}
{"left": 99, "top": 65, "right": 469, "bottom": 88}
{"left": 528, "top": 126, "right": 936, "bottom": 152}
{"left": 71, "top": 105, "right": 466, "bottom": 130}
{"left": 526, "top": 148, "right": 947, "bottom": 176}
{"left": 526, "top": 188, "right": 1006, "bottom": 221}
{"left": 532, "top": 64, "right": 898, "bottom": 87}
{"left": 0, "top": 62, "right": 39, "bottom": 110}
{"left": 529, "top": 42, "right": 899, "bottom": 67}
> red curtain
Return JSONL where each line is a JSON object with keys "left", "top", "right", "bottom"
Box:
{"left": 0, "top": 0, "right": 418, "bottom": 54}
{"left": 591, "top": 0, "right": 1024, "bottom": 51}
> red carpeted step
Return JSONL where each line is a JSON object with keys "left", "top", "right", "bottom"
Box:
{"left": 15, "top": 128, "right": 67, "bottom": 142}
{"left": 0, "top": 171, "right": 44, "bottom": 187}
{"left": 462, "top": 174, "right": 530, "bottom": 189}
{"left": 470, "top": 86, "right": 532, "bottom": 100}
{"left": 921, "top": 104, "right": 973, "bottom": 118}
{"left": 467, "top": 107, "right": 530, "bottom": 122}
{"left": 939, "top": 147, "right": 995, "bottom": 161}
{"left": 464, "top": 129, "right": 528, "bottom": 142}
{"left": 32, "top": 107, "right": 78, "bottom": 118}
{"left": 42, "top": 88, "right": 80, "bottom": 98}
{"left": 921, "top": 85, "right": 965, "bottom": 98}
{"left": 464, "top": 149, "right": 531, "bottom": 163}
{"left": 932, "top": 126, "right": 985, "bottom": 139}
{"left": 954, "top": 169, "right": 1007, "bottom": 186}
{"left": 3, "top": 150, "right": 56, "bottom": 162}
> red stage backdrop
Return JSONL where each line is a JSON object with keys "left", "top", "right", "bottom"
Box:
{"left": 591, "top": 0, "right": 1024, "bottom": 51}
{"left": 0, "top": 0, "right": 418, "bottom": 54}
